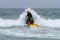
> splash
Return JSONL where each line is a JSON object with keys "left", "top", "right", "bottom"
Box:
{"left": 19, "top": 8, "right": 60, "bottom": 28}
{"left": 0, "top": 8, "right": 60, "bottom": 28}
{"left": 0, "top": 8, "right": 60, "bottom": 38}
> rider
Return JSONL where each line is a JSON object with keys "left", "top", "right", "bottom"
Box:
{"left": 26, "top": 11, "right": 34, "bottom": 24}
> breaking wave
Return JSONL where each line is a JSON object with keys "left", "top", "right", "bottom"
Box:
{"left": 0, "top": 8, "right": 60, "bottom": 38}
{"left": 0, "top": 8, "right": 60, "bottom": 28}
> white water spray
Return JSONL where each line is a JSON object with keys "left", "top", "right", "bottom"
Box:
{"left": 0, "top": 8, "right": 60, "bottom": 28}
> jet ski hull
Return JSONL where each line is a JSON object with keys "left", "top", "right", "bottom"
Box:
{"left": 28, "top": 24, "right": 39, "bottom": 28}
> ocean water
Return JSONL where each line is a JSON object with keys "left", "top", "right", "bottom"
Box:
{"left": 0, "top": 8, "right": 60, "bottom": 40}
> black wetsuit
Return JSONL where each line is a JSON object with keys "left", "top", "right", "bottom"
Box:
{"left": 26, "top": 11, "right": 34, "bottom": 24}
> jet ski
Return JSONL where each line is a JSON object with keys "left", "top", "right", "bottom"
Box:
{"left": 26, "top": 11, "right": 39, "bottom": 28}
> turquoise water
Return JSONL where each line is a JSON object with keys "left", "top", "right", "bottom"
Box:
{"left": 0, "top": 8, "right": 60, "bottom": 40}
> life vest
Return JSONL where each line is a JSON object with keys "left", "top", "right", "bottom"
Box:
{"left": 28, "top": 20, "right": 33, "bottom": 24}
